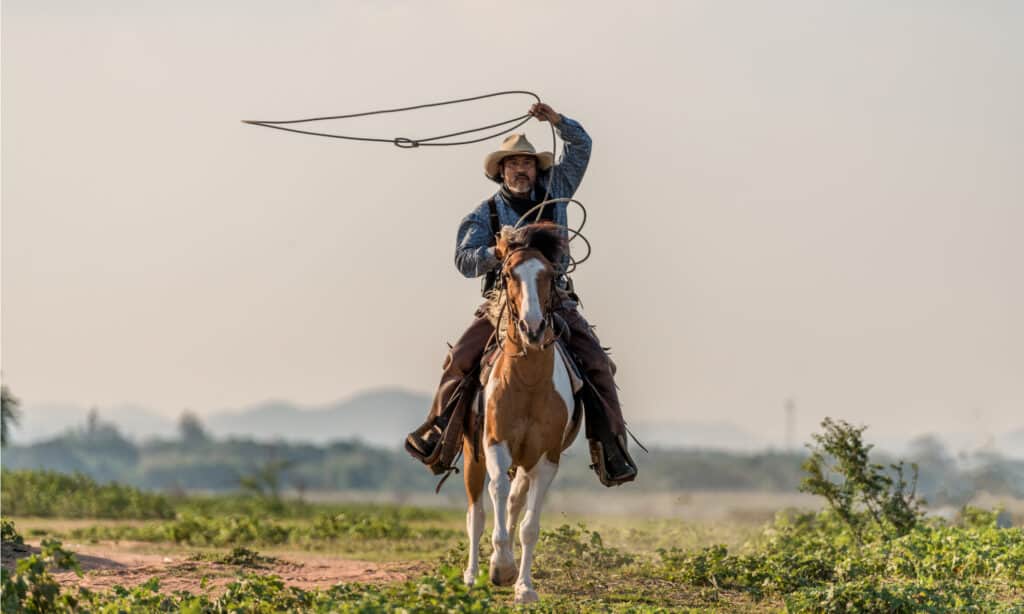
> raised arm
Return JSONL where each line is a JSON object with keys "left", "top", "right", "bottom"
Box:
{"left": 529, "top": 103, "right": 592, "bottom": 198}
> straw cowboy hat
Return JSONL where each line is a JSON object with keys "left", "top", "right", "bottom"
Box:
{"left": 484, "top": 134, "right": 553, "bottom": 182}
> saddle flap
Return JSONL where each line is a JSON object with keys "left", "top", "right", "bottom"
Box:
{"left": 554, "top": 340, "right": 584, "bottom": 395}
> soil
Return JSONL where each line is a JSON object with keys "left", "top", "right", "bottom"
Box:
{"left": 3, "top": 540, "right": 426, "bottom": 595}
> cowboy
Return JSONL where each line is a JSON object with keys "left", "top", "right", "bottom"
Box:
{"left": 405, "top": 102, "right": 637, "bottom": 486}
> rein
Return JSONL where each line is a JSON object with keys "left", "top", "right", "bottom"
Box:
{"left": 495, "top": 249, "right": 562, "bottom": 357}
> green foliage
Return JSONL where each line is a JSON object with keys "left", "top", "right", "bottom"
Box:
{"left": 66, "top": 510, "right": 457, "bottom": 548}
{"left": 206, "top": 546, "right": 279, "bottom": 568}
{"left": 801, "top": 418, "right": 924, "bottom": 543}
{"left": 658, "top": 509, "right": 1024, "bottom": 611}
{"left": 0, "top": 469, "right": 174, "bottom": 519}
{"left": 1, "top": 537, "right": 81, "bottom": 614}
{"left": 537, "top": 523, "right": 635, "bottom": 575}
{"left": 176, "top": 492, "right": 450, "bottom": 522}
{"left": 0, "top": 385, "right": 20, "bottom": 447}
{"left": 6, "top": 563, "right": 500, "bottom": 613}
{"left": 653, "top": 419, "right": 1024, "bottom": 612}
{"left": 1, "top": 519, "right": 24, "bottom": 545}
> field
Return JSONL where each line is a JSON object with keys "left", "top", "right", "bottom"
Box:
{"left": 3, "top": 474, "right": 1023, "bottom": 613}
{"left": 2, "top": 423, "right": 1023, "bottom": 612}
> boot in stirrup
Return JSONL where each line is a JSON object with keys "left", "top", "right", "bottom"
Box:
{"left": 405, "top": 414, "right": 448, "bottom": 463}
{"left": 588, "top": 433, "right": 638, "bottom": 487}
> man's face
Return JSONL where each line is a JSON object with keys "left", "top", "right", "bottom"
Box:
{"left": 501, "top": 155, "right": 537, "bottom": 196}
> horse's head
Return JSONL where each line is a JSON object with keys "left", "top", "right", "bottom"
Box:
{"left": 495, "top": 223, "right": 567, "bottom": 350}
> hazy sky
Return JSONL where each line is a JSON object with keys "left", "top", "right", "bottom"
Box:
{"left": 3, "top": 1, "right": 1022, "bottom": 447}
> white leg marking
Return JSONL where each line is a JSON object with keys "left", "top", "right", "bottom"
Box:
{"left": 464, "top": 499, "right": 484, "bottom": 586}
{"left": 515, "top": 456, "right": 559, "bottom": 604}
{"left": 514, "top": 259, "right": 546, "bottom": 333}
{"left": 485, "top": 441, "right": 516, "bottom": 586}
{"left": 507, "top": 470, "right": 531, "bottom": 538}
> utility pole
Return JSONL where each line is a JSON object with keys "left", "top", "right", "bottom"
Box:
{"left": 784, "top": 397, "right": 796, "bottom": 452}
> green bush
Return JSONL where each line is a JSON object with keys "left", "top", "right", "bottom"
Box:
{"left": 1, "top": 519, "right": 24, "bottom": 545}
{"left": 655, "top": 419, "right": 1024, "bottom": 612}
{"left": 1, "top": 470, "right": 173, "bottom": 519}
{"left": 1, "top": 536, "right": 81, "bottom": 614}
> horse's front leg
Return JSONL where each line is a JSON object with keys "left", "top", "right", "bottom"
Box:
{"left": 515, "top": 456, "right": 559, "bottom": 604}
{"left": 485, "top": 440, "right": 517, "bottom": 586}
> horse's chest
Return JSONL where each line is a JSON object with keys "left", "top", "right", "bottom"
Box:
{"left": 484, "top": 357, "right": 572, "bottom": 441}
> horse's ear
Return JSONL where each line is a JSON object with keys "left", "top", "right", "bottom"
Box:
{"left": 495, "top": 226, "right": 514, "bottom": 261}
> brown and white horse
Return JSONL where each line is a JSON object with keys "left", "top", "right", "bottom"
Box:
{"left": 461, "top": 224, "right": 578, "bottom": 604}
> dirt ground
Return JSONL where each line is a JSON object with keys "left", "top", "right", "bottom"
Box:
{"left": 3, "top": 540, "right": 426, "bottom": 595}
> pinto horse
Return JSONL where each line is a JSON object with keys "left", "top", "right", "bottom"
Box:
{"left": 461, "top": 223, "right": 579, "bottom": 604}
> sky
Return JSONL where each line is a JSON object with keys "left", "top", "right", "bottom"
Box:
{"left": 2, "top": 0, "right": 1022, "bottom": 449}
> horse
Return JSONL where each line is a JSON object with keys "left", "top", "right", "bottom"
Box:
{"left": 461, "top": 223, "right": 580, "bottom": 604}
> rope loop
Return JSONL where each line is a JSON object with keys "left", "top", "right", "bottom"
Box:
{"left": 243, "top": 91, "right": 596, "bottom": 275}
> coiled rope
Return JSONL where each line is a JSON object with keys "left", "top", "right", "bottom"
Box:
{"left": 242, "top": 90, "right": 590, "bottom": 269}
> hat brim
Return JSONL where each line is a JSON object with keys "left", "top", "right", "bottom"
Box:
{"left": 484, "top": 151, "right": 554, "bottom": 182}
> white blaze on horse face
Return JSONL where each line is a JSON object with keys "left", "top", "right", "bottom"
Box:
{"left": 514, "top": 259, "right": 547, "bottom": 335}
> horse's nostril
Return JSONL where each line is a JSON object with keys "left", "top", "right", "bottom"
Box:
{"left": 537, "top": 319, "right": 547, "bottom": 333}
{"left": 518, "top": 320, "right": 530, "bottom": 336}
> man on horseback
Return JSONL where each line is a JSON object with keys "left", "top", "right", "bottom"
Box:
{"left": 405, "top": 102, "right": 637, "bottom": 486}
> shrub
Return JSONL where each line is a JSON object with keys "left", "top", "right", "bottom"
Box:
{"left": 1, "top": 470, "right": 173, "bottom": 519}
{"left": 1, "top": 537, "right": 81, "bottom": 614}
{"left": 800, "top": 418, "right": 924, "bottom": 543}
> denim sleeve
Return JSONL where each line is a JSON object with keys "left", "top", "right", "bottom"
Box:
{"left": 454, "top": 203, "right": 501, "bottom": 278}
{"left": 547, "top": 115, "right": 592, "bottom": 198}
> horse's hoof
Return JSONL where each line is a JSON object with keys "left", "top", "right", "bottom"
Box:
{"left": 462, "top": 570, "right": 477, "bottom": 587}
{"left": 514, "top": 585, "right": 539, "bottom": 604}
{"left": 488, "top": 553, "right": 517, "bottom": 586}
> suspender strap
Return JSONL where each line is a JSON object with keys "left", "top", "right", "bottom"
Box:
{"left": 481, "top": 196, "right": 502, "bottom": 296}
{"left": 487, "top": 196, "right": 500, "bottom": 242}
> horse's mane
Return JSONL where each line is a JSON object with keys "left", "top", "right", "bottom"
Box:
{"left": 499, "top": 223, "right": 567, "bottom": 266}
{"left": 483, "top": 223, "right": 567, "bottom": 328}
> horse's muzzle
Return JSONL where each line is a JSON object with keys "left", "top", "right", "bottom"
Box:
{"left": 518, "top": 317, "right": 547, "bottom": 346}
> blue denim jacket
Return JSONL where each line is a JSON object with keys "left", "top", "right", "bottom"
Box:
{"left": 454, "top": 115, "right": 592, "bottom": 279}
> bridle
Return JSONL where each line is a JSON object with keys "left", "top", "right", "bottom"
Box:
{"left": 496, "top": 248, "right": 561, "bottom": 357}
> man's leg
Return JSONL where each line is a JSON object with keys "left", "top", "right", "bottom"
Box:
{"left": 561, "top": 307, "right": 637, "bottom": 486}
{"left": 406, "top": 306, "right": 494, "bottom": 463}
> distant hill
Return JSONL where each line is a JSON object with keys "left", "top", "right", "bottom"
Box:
{"left": 205, "top": 388, "right": 428, "bottom": 449}
{"left": 10, "top": 402, "right": 175, "bottom": 443}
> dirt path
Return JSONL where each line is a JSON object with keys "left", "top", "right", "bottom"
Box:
{"left": 5, "top": 540, "right": 426, "bottom": 595}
